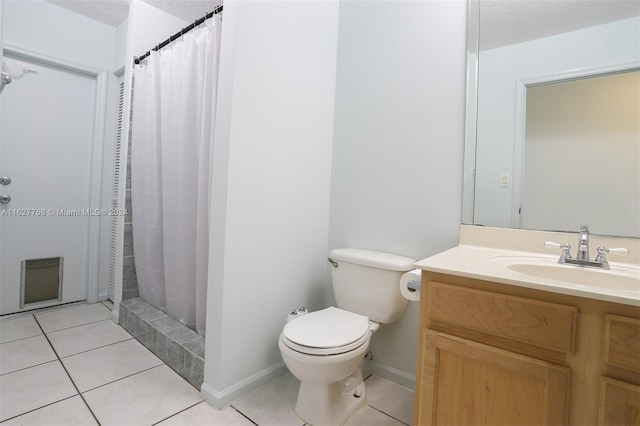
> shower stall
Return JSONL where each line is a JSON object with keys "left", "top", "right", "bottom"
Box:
{"left": 116, "top": 7, "right": 222, "bottom": 388}
{"left": 127, "top": 9, "right": 221, "bottom": 335}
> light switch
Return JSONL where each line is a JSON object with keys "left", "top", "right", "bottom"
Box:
{"left": 500, "top": 173, "right": 510, "bottom": 187}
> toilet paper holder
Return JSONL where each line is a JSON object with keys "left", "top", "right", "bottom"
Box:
{"left": 407, "top": 280, "right": 421, "bottom": 293}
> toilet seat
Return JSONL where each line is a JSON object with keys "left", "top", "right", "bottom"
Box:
{"left": 282, "top": 307, "right": 370, "bottom": 356}
{"left": 281, "top": 333, "right": 369, "bottom": 356}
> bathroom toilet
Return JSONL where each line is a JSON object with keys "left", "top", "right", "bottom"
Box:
{"left": 279, "top": 248, "right": 416, "bottom": 426}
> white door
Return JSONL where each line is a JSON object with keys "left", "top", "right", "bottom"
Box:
{"left": 0, "top": 53, "right": 98, "bottom": 314}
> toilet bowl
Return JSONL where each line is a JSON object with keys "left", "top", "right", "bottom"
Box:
{"left": 279, "top": 248, "right": 416, "bottom": 425}
{"left": 279, "top": 307, "right": 375, "bottom": 426}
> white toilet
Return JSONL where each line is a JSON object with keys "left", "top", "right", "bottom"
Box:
{"left": 278, "top": 248, "right": 416, "bottom": 426}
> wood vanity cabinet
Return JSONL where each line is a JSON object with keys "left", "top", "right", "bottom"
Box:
{"left": 413, "top": 272, "right": 640, "bottom": 426}
{"left": 599, "top": 315, "right": 640, "bottom": 425}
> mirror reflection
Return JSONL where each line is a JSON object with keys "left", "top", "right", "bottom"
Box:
{"left": 522, "top": 71, "right": 639, "bottom": 237}
{"left": 467, "top": 0, "right": 640, "bottom": 237}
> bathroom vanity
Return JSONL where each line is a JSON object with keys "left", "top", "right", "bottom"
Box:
{"left": 413, "top": 226, "right": 640, "bottom": 426}
{"left": 429, "top": 0, "right": 640, "bottom": 422}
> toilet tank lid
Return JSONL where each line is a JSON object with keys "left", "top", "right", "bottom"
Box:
{"left": 329, "top": 248, "right": 416, "bottom": 271}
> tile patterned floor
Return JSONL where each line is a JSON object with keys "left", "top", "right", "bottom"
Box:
{"left": 0, "top": 303, "right": 413, "bottom": 425}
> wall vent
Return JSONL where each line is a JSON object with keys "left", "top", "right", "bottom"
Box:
{"left": 108, "top": 76, "right": 125, "bottom": 301}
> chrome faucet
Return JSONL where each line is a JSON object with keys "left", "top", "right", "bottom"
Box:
{"left": 545, "top": 225, "right": 629, "bottom": 270}
{"left": 576, "top": 226, "right": 590, "bottom": 261}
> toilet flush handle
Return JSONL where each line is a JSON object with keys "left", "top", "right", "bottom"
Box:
{"left": 328, "top": 258, "right": 338, "bottom": 268}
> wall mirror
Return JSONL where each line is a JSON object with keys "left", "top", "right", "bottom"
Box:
{"left": 463, "top": 0, "right": 640, "bottom": 237}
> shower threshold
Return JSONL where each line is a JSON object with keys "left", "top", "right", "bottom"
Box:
{"left": 119, "top": 298, "right": 204, "bottom": 389}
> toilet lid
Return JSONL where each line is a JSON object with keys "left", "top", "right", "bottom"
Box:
{"left": 283, "top": 306, "right": 370, "bottom": 349}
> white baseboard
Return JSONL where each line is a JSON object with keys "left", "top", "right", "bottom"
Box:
{"left": 365, "top": 359, "right": 416, "bottom": 391}
{"left": 200, "top": 359, "right": 414, "bottom": 410}
{"left": 201, "top": 362, "right": 288, "bottom": 409}
{"left": 111, "top": 309, "right": 119, "bottom": 324}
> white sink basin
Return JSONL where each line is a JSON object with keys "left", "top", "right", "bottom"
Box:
{"left": 489, "top": 256, "right": 640, "bottom": 292}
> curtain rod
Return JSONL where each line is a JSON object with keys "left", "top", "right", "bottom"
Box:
{"left": 134, "top": 4, "right": 223, "bottom": 65}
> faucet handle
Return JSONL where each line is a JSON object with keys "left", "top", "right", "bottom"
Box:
{"left": 596, "top": 246, "right": 629, "bottom": 258}
{"left": 594, "top": 246, "right": 628, "bottom": 269}
{"left": 545, "top": 241, "right": 572, "bottom": 260}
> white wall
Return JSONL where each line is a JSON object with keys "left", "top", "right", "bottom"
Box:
{"left": 474, "top": 17, "right": 640, "bottom": 229}
{"left": 203, "top": 0, "right": 340, "bottom": 407}
{"left": 125, "top": 1, "right": 187, "bottom": 63}
{"left": 0, "top": 1, "right": 4, "bottom": 52}
{"left": 328, "top": 0, "right": 467, "bottom": 383}
{"left": 114, "top": 19, "right": 128, "bottom": 72}
{"left": 2, "top": 0, "right": 116, "bottom": 70}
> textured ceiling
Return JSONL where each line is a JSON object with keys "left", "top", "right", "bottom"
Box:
{"left": 45, "top": 0, "right": 640, "bottom": 46}
{"left": 46, "top": 0, "right": 220, "bottom": 27}
{"left": 143, "top": 0, "right": 220, "bottom": 23}
{"left": 480, "top": 0, "right": 640, "bottom": 50}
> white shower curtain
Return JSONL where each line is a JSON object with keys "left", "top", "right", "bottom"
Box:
{"left": 131, "top": 17, "right": 221, "bottom": 335}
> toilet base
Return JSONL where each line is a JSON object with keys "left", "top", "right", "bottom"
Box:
{"left": 294, "top": 366, "right": 366, "bottom": 426}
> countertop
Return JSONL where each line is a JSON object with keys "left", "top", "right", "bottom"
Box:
{"left": 414, "top": 225, "right": 640, "bottom": 307}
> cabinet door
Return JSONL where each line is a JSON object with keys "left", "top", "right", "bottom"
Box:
{"left": 599, "top": 377, "right": 640, "bottom": 426}
{"left": 415, "top": 330, "right": 571, "bottom": 426}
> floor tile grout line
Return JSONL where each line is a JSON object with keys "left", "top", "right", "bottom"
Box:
{"left": 362, "top": 368, "right": 411, "bottom": 424}
{"left": 32, "top": 314, "right": 102, "bottom": 426}
{"left": 56, "top": 337, "right": 134, "bottom": 360}
{"left": 230, "top": 405, "right": 260, "bottom": 426}
{"left": 0, "top": 301, "right": 89, "bottom": 322}
{"left": 37, "top": 301, "right": 111, "bottom": 315}
{"left": 41, "top": 317, "right": 115, "bottom": 335}
{"left": 366, "top": 403, "right": 411, "bottom": 426}
{"left": 80, "top": 364, "right": 165, "bottom": 394}
{"left": 149, "top": 400, "right": 204, "bottom": 425}
{"left": 0, "top": 332, "right": 45, "bottom": 346}
{"left": 0, "top": 394, "right": 79, "bottom": 424}
{"left": 0, "top": 358, "right": 59, "bottom": 377}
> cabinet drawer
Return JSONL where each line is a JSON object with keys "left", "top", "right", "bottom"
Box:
{"left": 427, "top": 282, "right": 577, "bottom": 354}
{"left": 604, "top": 315, "right": 640, "bottom": 372}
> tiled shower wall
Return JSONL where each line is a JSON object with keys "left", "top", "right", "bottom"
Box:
{"left": 122, "top": 88, "right": 139, "bottom": 301}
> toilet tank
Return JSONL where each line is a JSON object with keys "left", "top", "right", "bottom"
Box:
{"left": 329, "top": 248, "right": 416, "bottom": 324}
